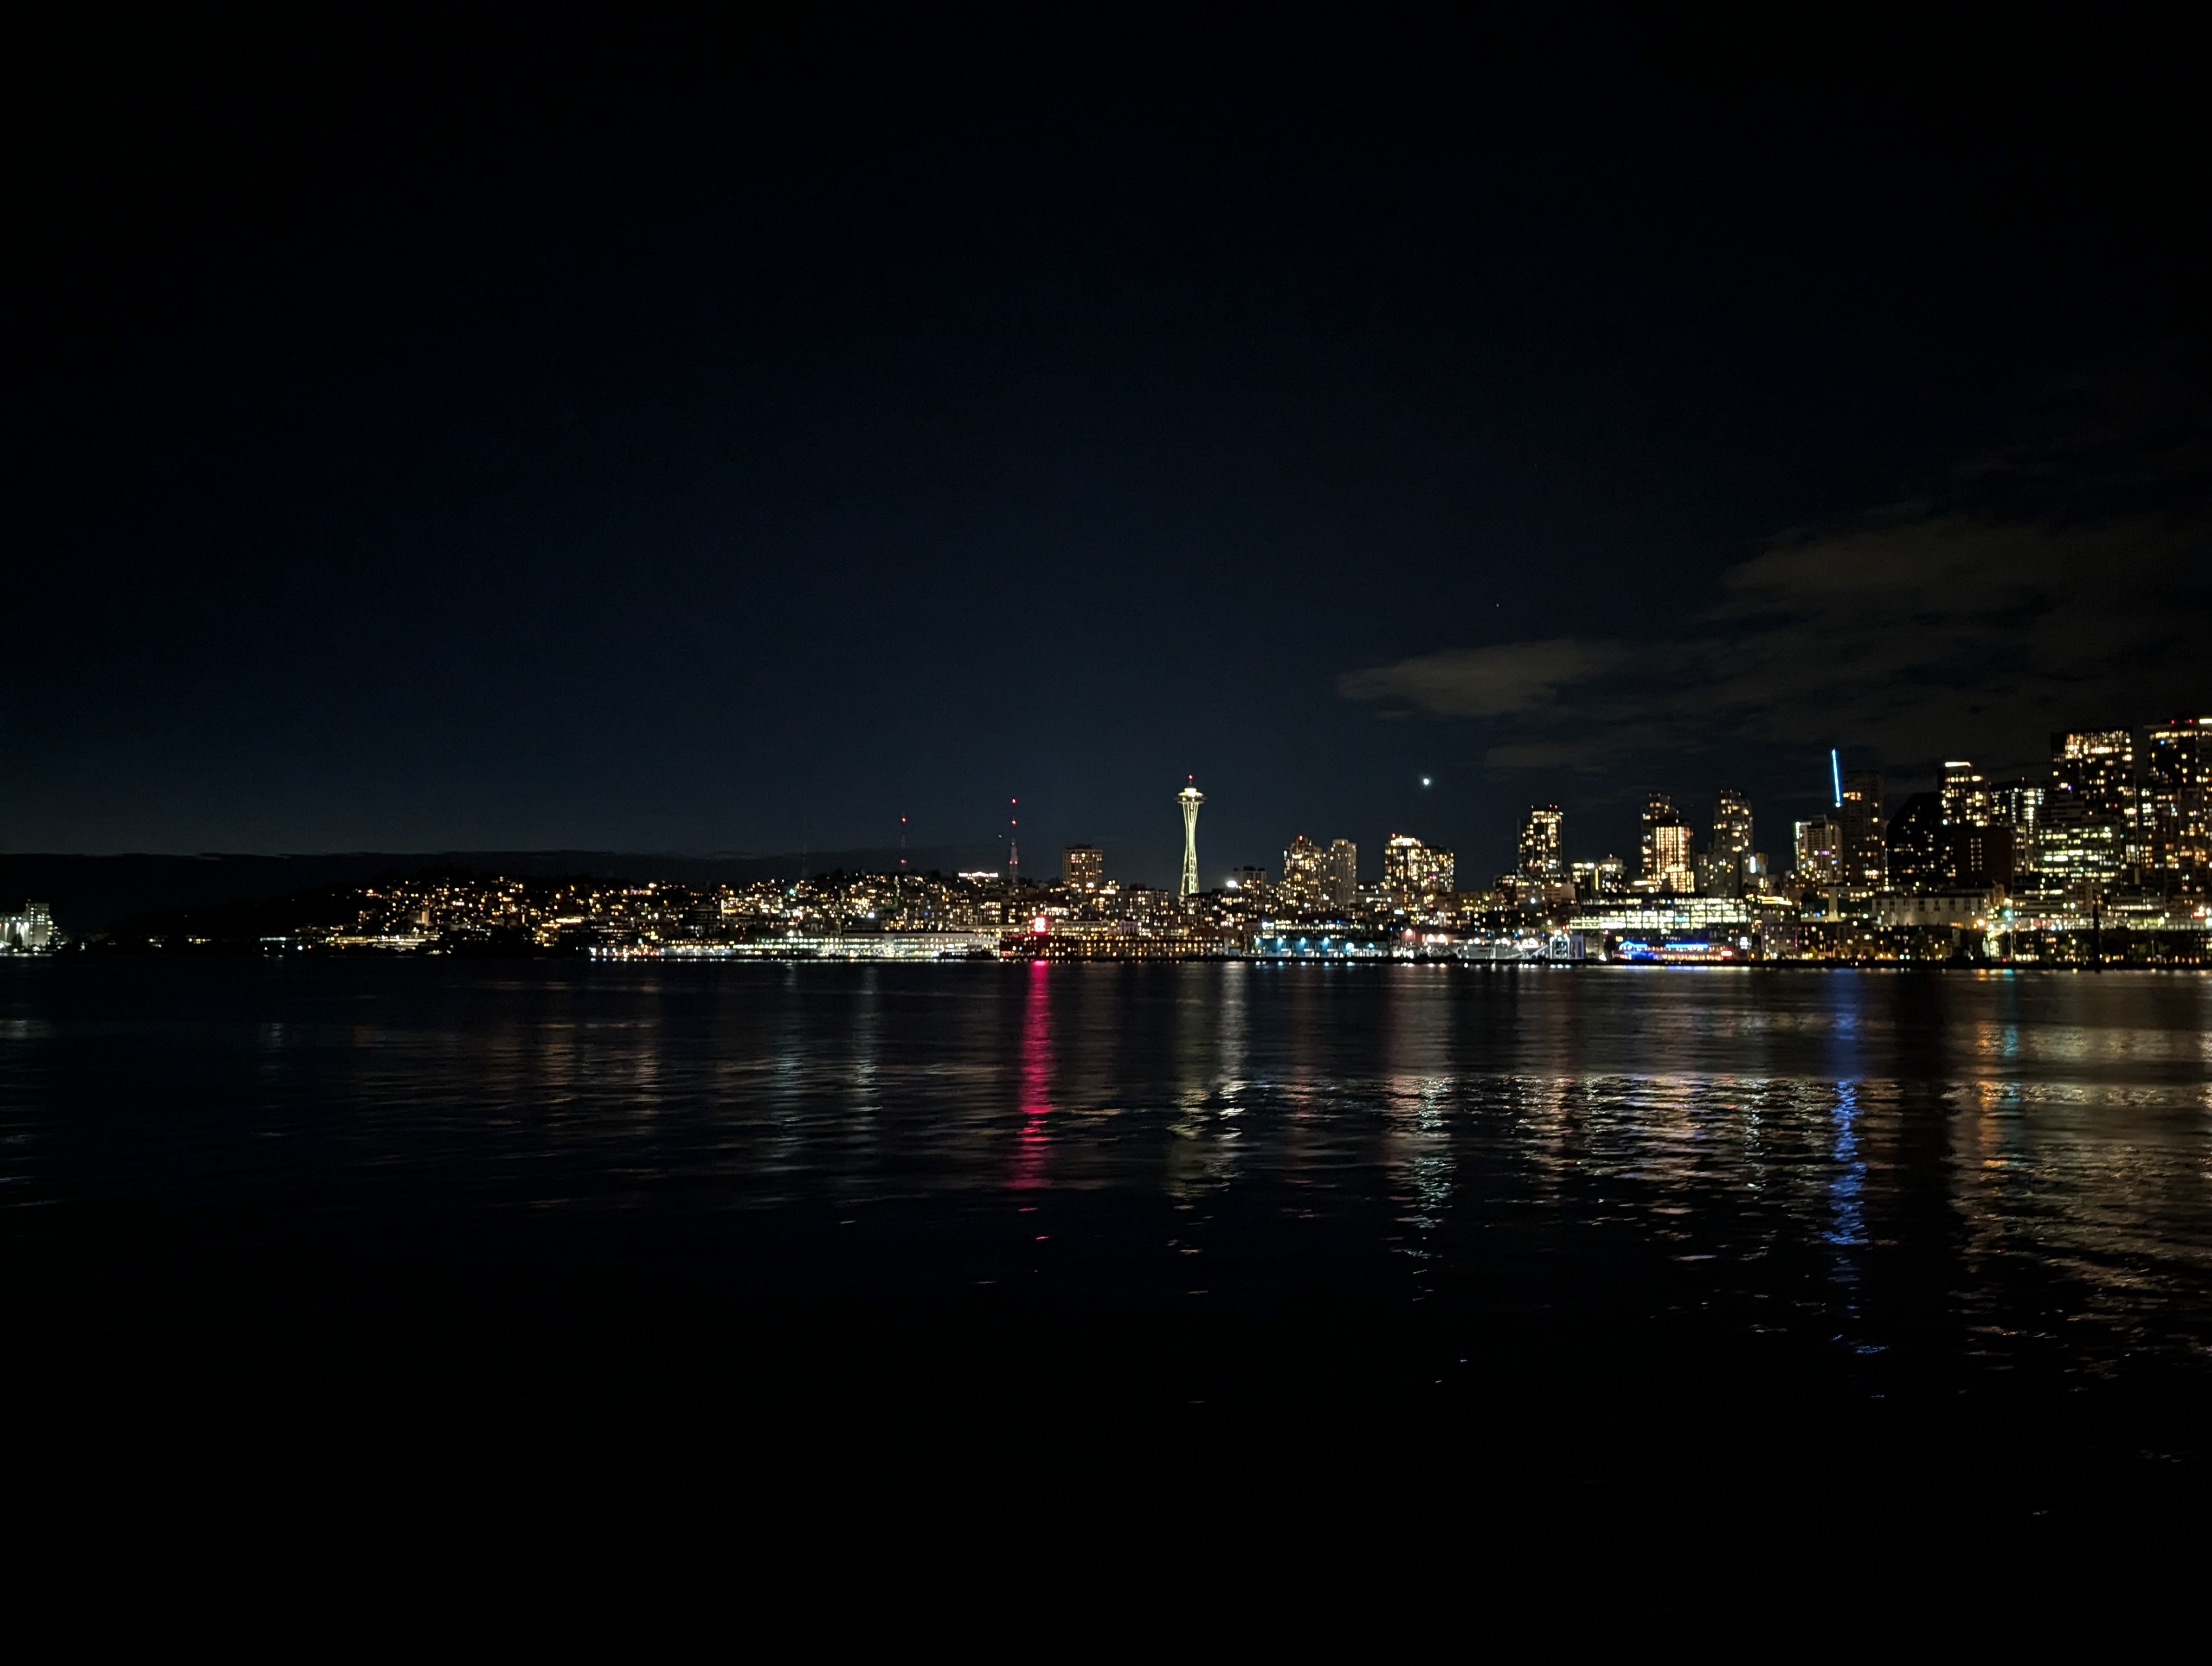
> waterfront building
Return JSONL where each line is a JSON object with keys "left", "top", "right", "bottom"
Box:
{"left": 2052, "top": 729, "right": 2136, "bottom": 822}
{"left": 1063, "top": 844, "right": 1104, "bottom": 890}
{"left": 1989, "top": 777, "right": 2047, "bottom": 869}
{"left": 1517, "top": 805, "right": 1565, "bottom": 882}
{"left": 2146, "top": 717, "right": 2212, "bottom": 880}
{"left": 1325, "top": 838, "right": 1359, "bottom": 911}
{"left": 1939, "top": 761, "right": 1992, "bottom": 830}
{"left": 1382, "top": 834, "right": 1452, "bottom": 907}
{"left": 1281, "top": 836, "right": 1326, "bottom": 911}
{"left": 1885, "top": 793, "right": 1943, "bottom": 892}
{"left": 1793, "top": 817, "right": 1842, "bottom": 886}
{"left": 1572, "top": 857, "right": 1629, "bottom": 900}
{"left": 1639, "top": 793, "right": 1694, "bottom": 894}
{"left": 1701, "top": 789, "right": 1753, "bottom": 896}
{"left": 1839, "top": 770, "right": 1885, "bottom": 889}
{"left": 1, "top": 901, "right": 55, "bottom": 953}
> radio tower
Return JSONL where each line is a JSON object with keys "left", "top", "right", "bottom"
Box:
{"left": 1177, "top": 778, "right": 1204, "bottom": 898}
{"left": 1008, "top": 798, "right": 1020, "bottom": 886}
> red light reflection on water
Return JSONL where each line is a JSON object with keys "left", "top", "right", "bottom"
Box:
{"left": 1011, "top": 959, "right": 1054, "bottom": 1191}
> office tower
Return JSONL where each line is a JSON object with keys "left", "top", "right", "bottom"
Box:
{"left": 2047, "top": 730, "right": 2136, "bottom": 877}
{"left": 1062, "top": 845, "right": 1104, "bottom": 890}
{"left": 1639, "top": 793, "right": 1693, "bottom": 894}
{"left": 1886, "top": 793, "right": 1943, "bottom": 891}
{"left": 1282, "top": 836, "right": 1324, "bottom": 910}
{"left": 1838, "top": 770, "right": 1885, "bottom": 888}
{"left": 1988, "top": 777, "right": 2047, "bottom": 870}
{"left": 1229, "top": 866, "right": 1269, "bottom": 898}
{"left": 1939, "top": 761, "right": 1992, "bottom": 829}
{"left": 1382, "top": 834, "right": 1452, "bottom": 905}
{"left": 1177, "top": 783, "right": 1204, "bottom": 898}
{"left": 1703, "top": 789, "right": 1753, "bottom": 896}
{"left": 1325, "top": 839, "right": 1359, "bottom": 911}
{"left": 2145, "top": 717, "right": 2212, "bottom": 879}
{"left": 1517, "top": 805, "right": 1565, "bottom": 881}
{"left": 2052, "top": 730, "right": 2136, "bottom": 821}
{"left": 1793, "top": 817, "right": 1842, "bottom": 886}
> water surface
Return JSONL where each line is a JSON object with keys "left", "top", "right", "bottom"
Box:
{"left": 6, "top": 958, "right": 2209, "bottom": 1568}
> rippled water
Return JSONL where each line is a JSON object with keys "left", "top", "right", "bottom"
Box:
{"left": 7, "top": 956, "right": 2210, "bottom": 1401}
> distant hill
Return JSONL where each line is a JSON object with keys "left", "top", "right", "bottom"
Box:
{"left": 0, "top": 847, "right": 1002, "bottom": 937}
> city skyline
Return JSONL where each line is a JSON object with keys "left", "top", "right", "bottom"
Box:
{"left": 8, "top": 14, "right": 2205, "bottom": 874}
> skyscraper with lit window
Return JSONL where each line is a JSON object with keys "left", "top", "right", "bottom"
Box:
{"left": 1696, "top": 789, "right": 1753, "bottom": 896}
{"left": 1281, "top": 835, "right": 1324, "bottom": 911}
{"left": 1639, "top": 793, "right": 1693, "bottom": 894}
{"left": 1382, "top": 834, "right": 1451, "bottom": 906}
{"left": 1793, "top": 817, "right": 1842, "bottom": 886}
{"left": 1886, "top": 794, "right": 1943, "bottom": 892}
{"left": 1838, "top": 770, "right": 1885, "bottom": 889}
{"left": 2046, "top": 729, "right": 2137, "bottom": 879}
{"left": 1062, "top": 845, "right": 1104, "bottom": 890}
{"left": 2146, "top": 717, "right": 2211, "bottom": 882}
{"left": 1325, "top": 839, "right": 1359, "bottom": 911}
{"left": 1517, "top": 804, "right": 1565, "bottom": 881}
{"left": 1939, "top": 761, "right": 1991, "bottom": 830}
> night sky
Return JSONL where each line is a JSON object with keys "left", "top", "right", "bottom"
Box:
{"left": 9, "top": 8, "right": 2208, "bottom": 885}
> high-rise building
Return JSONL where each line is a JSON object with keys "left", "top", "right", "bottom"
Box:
{"left": 1886, "top": 794, "right": 1944, "bottom": 892}
{"left": 1988, "top": 777, "right": 2047, "bottom": 869}
{"left": 1939, "top": 761, "right": 1992, "bottom": 830}
{"left": 0, "top": 901, "right": 54, "bottom": 953}
{"left": 1701, "top": 789, "right": 1753, "bottom": 896}
{"left": 1229, "top": 866, "right": 1269, "bottom": 898}
{"left": 1281, "top": 836, "right": 1325, "bottom": 911}
{"left": 1838, "top": 770, "right": 1885, "bottom": 889}
{"left": 1325, "top": 839, "right": 1359, "bottom": 911}
{"left": 2052, "top": 730, "right": 2136, "bottom": 822}
{"left": 1062, "top": 845, "right": 1104, "bottom": 890}
{"left": 1517, "top": 805, "right": 1565, "bottom": 882}
{"left": 1793, "top": 817, "right": 1842, "bottom": 886}
{"left": 2145, "top": 717, "right": 2212, "bottom": 880}
{"left": 1639, "top": 793, "right": 1693, "bottom": 894}
{"left": 2047, "top": 730, "right": 2137, "bottom": 876}
{"left": 1382, "top": 835, "right": 1451, "bottom": 906}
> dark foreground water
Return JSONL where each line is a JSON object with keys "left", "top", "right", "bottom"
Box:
{"left": 6, "top": 957, "right": 2210, "bottom": 1609}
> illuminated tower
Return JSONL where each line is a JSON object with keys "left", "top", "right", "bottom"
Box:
{"left": 1517, "top": 804, "right": 1565, "bottom": 882}
{"left": 1177, "top": 781, "right": 1204, "bottom": 898}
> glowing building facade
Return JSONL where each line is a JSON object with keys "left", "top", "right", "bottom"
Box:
{"left": 1382, "top": 834, "right": 1451, "bottom": 906}
{"left": 1517, "top": 805, "right": 1565, "bottom": 882}
{"left": 1838, "top": 770, "right": 1885, "bottom": 889}
{"left": 1063, "top": 845, "right": 1104, "bottom": 890}
{"left": 1639, "top": 793, "right": 1693, "bottom": 894}
{"left": 2146, "top": 717, "right": 2212, "bottom": 881}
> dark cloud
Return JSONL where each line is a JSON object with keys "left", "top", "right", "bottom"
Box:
{"left": 1336, "top": 638, "right": 1625, "bottom": 717}
{"left": 1343, "top": 352, "right": 2212, "bottom": 784}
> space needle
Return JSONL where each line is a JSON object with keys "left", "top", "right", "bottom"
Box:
{"left": 1177, "top": 778, "right": 1204, "bottom": 898}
